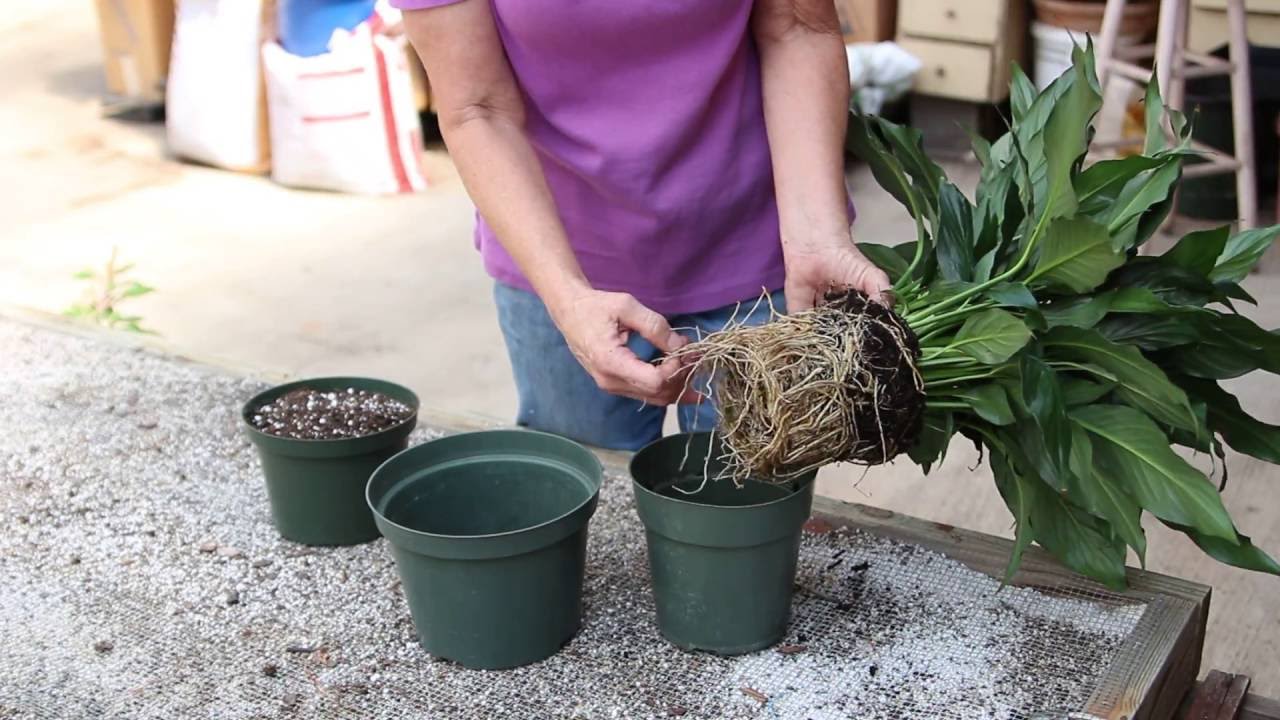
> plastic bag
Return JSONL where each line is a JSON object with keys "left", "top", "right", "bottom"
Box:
{"left": 166, "top": 0, "right": 271, "bottom": 172}
{"left": 846, "top": 42, "right": 922, "bottom": 115}
{"left": 263, "top": 9, "right": 426, "bottom": 194}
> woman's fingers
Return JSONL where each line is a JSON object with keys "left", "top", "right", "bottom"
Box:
{"left": 613, "top": 294, "right": 688, "bottom": 353}
{"left": 554, "top": 289, "right": 698, "bottom": 405}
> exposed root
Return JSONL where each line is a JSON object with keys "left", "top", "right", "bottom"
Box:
{"left": 672, "top": 291, "right": 926, "bottom": 483}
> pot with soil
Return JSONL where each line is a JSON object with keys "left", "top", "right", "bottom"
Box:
{"left": 367, "top": 429, "right": 603, "bottom": 669}
{"left": 630, "top": 432, "right": 816, "bottom": 655}
{"left": 242, "top": 377, "right": 418, "bottom": 546}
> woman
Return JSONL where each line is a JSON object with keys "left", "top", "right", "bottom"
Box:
{"left": 396, "top": 0, "right": 890, "bottom": 450}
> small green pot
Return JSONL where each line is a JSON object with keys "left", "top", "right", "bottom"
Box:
{"left": 631, "top": 433, "right": 815, "bottom": 655}
{"left": 242, "top": 377, "right": 418, "bottom": 546}
{"left": 367, "top": 429, "right": 603, "bottom": 670}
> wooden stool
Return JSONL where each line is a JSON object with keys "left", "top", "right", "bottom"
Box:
{"left": 1095, "top": 0, "right": 1258, "bottom": 230}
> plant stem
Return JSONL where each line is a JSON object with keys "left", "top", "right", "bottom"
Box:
{"left": 924, "top": 401, "right": 970, "bottom": 411}
{"left": 924, "top": 371, "right": 996, "bottom": 388}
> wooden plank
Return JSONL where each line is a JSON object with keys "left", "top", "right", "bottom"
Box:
{"left": 1139, "top": 608, "right": 1213, "bottom": 720}
{"left": 1224, "top": 676, "right": 1255, "bottom": 719}
{"left": 1087, "top": 596, "right": 1200, "bottom": 720}
{"left": 1179, "top": 674, "right": 1271, "bottom": 720}
{"left": 1186, "top": 671, "right": 1236, "bottom": 719}
{"left": 1241, "top": 694, "right": 1280, "bottom": 720}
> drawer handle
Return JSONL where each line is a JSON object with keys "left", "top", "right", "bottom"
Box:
{"left": 945, "top": 8, "right": 957, "bottom": 19}
{"left": 935, "top": 66, "right": 946, "bottom": 78}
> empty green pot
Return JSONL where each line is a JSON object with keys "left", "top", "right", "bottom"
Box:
{"left": 242, "top": 377, "right": 418, "bottom": 546}
{"left": 631, "top": 433, "right": 815, "bottom": 655}
{"left": 367, "top": 429, "right": 602, "bottom": 670}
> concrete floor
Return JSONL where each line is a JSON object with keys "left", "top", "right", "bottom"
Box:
{"left": 3, "top": 1, "right": 1277, "bottom": 697}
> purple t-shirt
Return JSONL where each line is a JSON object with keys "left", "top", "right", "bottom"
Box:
{"left": 394, "top": 0, "right": 785, "bottom": 314}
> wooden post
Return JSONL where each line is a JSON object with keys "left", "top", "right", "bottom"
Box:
{"left": 1226, "top": 0, "right": 1258, "bottom": 230}
{"left": 1096, "top": 0, "right": 1129, "bottom": 87}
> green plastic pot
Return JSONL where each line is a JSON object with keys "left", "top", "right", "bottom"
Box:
{"left": 367, "top": 429, "right": 603, "bottom": 670}
{"left": 631, "top": 432, "right": 815, "bottom": 655}
{"left": 242, "top": 377, "right": 418, "bottom": 546}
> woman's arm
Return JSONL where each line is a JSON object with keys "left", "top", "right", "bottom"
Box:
{"left": 402, "top": 1, "right": 690, "bottom": 404}
{"left": 752, "top": 0, "right": 891, "bottom": 311}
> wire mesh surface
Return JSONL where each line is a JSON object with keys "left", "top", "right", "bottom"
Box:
{"left": 0, "top": 319, "right": 1147, "bottom": 720}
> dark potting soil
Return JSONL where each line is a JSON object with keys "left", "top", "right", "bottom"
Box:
{"left": 824, "top": 290, "right": 925, "bottom": 464}
{"left": 250, "top": 388, "right": 413, "bottom": 440}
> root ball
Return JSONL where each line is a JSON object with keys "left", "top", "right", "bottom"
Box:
{"left": 677, "top": 291, "right": 925, "bottom": 481}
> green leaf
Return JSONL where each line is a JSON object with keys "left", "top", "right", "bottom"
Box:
{"left": 1218, "top": 280, "right": 1258, "bottom": 306}
{"left": 1017, "top": 354, "right": 1073, "bottom": 492}
{"left": 985, "top": 282, "right": 1037, "bottom": 310}
{"left": 1176, "top": 525, "right": 1280, "bottom": 575}
{"left": 1028, "top": 477, "right": 1129, "bottom": 590}
{"left": 974, "top": 250, "right": 996, "bottom": 283}
{"left": 1062, "top": 376, "right": 1116, "bottom": 406}
{"left": 1041, "top": 295, "right": 1112, "bottom": 329}
{"left": 1106, "top": 286, "right": 1188, "bottom": 314}
{"left": 1072, "top": 404, "right": 1238, "bottom": 543}
{"left": 1075, "top": 155, "right": 1164, "bottom": 208}
{"left": 847, "top": 113, "right": 921, "bottom": 217}
{"left": 970, "top": 130, "right": 992, "bottom": 168}
{"left": 1037, "top": 46, "right": 1102, "bottom": 222}
{"left": 1045, "top": 326, "right": 1198, "bottom": 433}
{"left": 880, "top": 121, "right": 945, "bottom": 213}
{"left": 1210, "top": 226, "right": 1280, "bottom": 284}
{"left": 1097, "top": 314, "right": 1202, "bottom": 350}
{"left": 1168, "top": 313, "right": 1280, "bottom": 379}
{"left": 1105, "top": 257, "right": 1224, "bottom": 308}
{"left": 951, "top": 383, "right": 1014, "bottom": 425}
{"left": 908, "top": 411, "right": 955, "bottom": 472}
{"left": 857, "top": 242, "right": 910, "bottom": 283}
{"left": 991, "top": 447, "right": 1036, "bottom": 583}
{"left": 936, "top": 181, "right": 975, "bottom": 282}
{"left": 1010, "top": 64, "right": 1037, "bottom": 123}
{"left": 1030, "top": 217, "right": 1125, "bottom": 293}
{"left": 1143, "top": 72, "right": 1167, "bottom": 155}
{"left": 1065, "top": 422, "right": 1147, "bottom": 561}
{"left": 72, "top": 269, "right": 96, "bottom": 280}
{"left": 1170, "top": 340, "right": 1262, "bottom": 380}
{"left": 122, "top": 282, "right": 155, "bottom": 298}
{"left": 1163, "top": 226, "right": 1230, "bottom": 278}
{"left": 1179, "top": 377, "right": 1280, "bottom": 464}
{"left": 1102, "top": 159, "right": 1183, "bottom": 252}
{"left": 951, "top": 309, "right": 1033, "bottom": 364}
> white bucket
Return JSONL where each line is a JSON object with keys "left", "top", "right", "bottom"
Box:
{"left": 1032, "top": 21, "right": 1140, "bottom": 90}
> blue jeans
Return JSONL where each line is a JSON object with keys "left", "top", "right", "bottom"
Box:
{"left": 494, "top": 283, "right": 785, "bottom": 451}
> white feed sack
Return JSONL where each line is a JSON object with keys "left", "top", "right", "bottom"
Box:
{"left": 263, "top": 14, "right": 427, "bottom": 195}
{"left": 166, "top": 0, "right": 271, "bottom": 172}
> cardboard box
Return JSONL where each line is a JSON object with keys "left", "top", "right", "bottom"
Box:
{"left": 835, "top": 0, "right": 898, "bottom": 44}
{"left": 93, "top": 0, "right": 175, "bottom": 105}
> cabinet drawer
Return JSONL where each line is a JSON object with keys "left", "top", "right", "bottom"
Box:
{"left": 897, "top": 37, "right": 995, "bottom": 102}
{"left": 898, "top": 0, "right": 1005, "bottom": 44}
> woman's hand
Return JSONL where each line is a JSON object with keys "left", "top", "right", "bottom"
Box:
{"left": 783, "top": 232, "right": 892, "bottom": 312}
{"left": 547, "top": 286, "right": 695, "bottom": 406}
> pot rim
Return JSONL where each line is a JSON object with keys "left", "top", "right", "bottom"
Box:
{"left": 367, "top": 429, "right": 603, "bottom": 542}
{"left": 629, "top": 432, "right": 815, "bottom": 510}
{"left": 241, "top": 375, "right": 420, "bottom": 446}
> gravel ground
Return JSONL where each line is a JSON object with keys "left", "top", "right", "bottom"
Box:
{"left": 0, "top": 318, "right": 1146, "bottom": 719}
